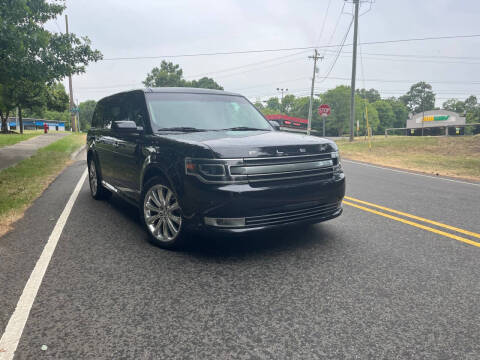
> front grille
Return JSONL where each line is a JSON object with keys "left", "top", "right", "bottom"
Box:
{"left": 230, "top": 153, "right": 337, "bottom": 184}
{"left": 245, "top": 202, "right": 340, "bottom": 227}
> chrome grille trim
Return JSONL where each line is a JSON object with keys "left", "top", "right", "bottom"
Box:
{"left": 243, "top": 153, "right": 333, "bottom": 166}
{"left": 230, "top": 153, "right": 336, "bottom": 183}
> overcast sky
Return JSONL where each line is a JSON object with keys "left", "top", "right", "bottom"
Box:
{"left": 47, "top": 0, "right": 480, "bottom": 106}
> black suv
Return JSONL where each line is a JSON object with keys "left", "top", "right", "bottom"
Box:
{"left": 87, "top": 88, "right": 345, "bottom": 248}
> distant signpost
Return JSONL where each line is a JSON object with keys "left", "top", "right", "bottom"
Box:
{"left": 318, "top": 104, "right": 331, "bottom": 136}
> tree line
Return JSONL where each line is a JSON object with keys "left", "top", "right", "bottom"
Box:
{"left": 255, "top": 81, "right": 480, "bottom": 136}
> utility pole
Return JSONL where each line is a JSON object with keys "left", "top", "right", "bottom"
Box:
{"left": 349, "top": 0, "right": 360, "bottom": 142}
{"left": 65, "top": 14, "right": 76, "bottom": 132}
{"left": 421, "top": 90, "right": 425, "bottom": 136}
{"left": 277, "top": 88, "right": 288, "bottom": 112}
{"left": 307, "top": 50, "right": 323, "bottom": 135}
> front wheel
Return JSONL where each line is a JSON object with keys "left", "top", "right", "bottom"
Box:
{"left": 141, "top": 177, "right": 186, "bottom": 249}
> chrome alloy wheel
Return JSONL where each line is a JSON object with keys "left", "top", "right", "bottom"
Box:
{"left": 144, "top": 184, "right": 182, "bottom": 242}
{"left": 89, "top": 160, "right": 98, "bottom": 195}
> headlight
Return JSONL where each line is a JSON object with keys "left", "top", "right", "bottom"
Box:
{"left": 185, "top": 158, "right": 247, "bottom": 184}
{"left": 331, "top": 151, "right": 343, "bottom": 175}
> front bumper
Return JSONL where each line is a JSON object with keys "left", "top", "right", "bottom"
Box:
{"left": 181, "top": 175, "right": 345, "bottom": 233}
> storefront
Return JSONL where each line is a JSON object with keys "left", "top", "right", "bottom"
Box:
{"left": 406, "top": 110, "right": 465, "bottom": 136}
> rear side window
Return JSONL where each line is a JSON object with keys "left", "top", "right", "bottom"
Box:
{"left": 91, "top": 101, "right": 104, "bottom": 128}
{"left": 103, "top": 95, "right": 128, "bottom": 129}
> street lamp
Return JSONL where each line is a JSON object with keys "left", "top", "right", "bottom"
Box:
{"left": 277, "top": 88, "right": 288, "bottom": 111}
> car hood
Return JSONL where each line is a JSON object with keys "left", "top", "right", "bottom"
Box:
{"left": 157, "top": 130, "right": 337, "bottom": 158}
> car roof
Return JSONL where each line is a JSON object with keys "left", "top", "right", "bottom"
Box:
{"left": 144, "top": 87, "right": 241, "bottom": 96}
{"left": 98, "top": 87, "right": 243, "bottom": 105}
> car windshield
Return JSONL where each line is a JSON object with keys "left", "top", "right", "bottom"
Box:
{"left": 146, "top": 93, "right": 273, "bottom": 131}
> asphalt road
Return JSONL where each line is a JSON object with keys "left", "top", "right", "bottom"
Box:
{"left": 1, "top": 153, "right": 480, "bottom": 359}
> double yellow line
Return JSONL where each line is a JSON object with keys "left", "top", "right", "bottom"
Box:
{"left": 343, "top": 196, "right": 480, "bottom": 248}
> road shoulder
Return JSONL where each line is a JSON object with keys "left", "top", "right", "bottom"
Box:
{"left": 0, "top": 159, "right": 87, "bottom": 338}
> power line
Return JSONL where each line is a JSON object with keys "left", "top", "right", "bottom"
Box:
{"left": 316, "top": 76, "right": 480, "bottom": 85}
{"left": 185, "top": 51, "right": 309, "bottom": 79}
{"left": 314, "top": 0, "right": 333, "bottom": 47}
{"left": 101, "top": 34, "right": 480, "bottom": 61}
{"left": 317, "top": 16, "right": 354, "bottom": 84}
{"left": 320, "top": 1, "right": 346, "bottom": 59}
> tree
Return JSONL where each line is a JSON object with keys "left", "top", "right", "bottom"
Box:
{"left": 189, "top": 77, "right": 223, "bottom": 90}
{"left": 143, "top": 61, "right": 186, "bottom": 87}
{"left": 356, "top": 88, "right": 381, "bottom": 103}
{"left": 463, "top": 96, "right": 480, "bottom": 131}
{"left": 0, "top": 0, "right": 102, "bottom": 133}
{"left": 400, "top": 82, "right": 435, "bottom": 114}
{"left": 265, "top": 97, "right": 281, "bottom": 112}
{"left": 78, "top": 100, "right": 96, "bottom": 131}
{"left": 253, "top": 101, "right": 264, "bottom": 110}
{"left": 384, "top": 98, "right": 409, "bottom": 129}
{"left": 281, "top": 94, "right": 296, "bottom": 113}
{"left": 0, "top": 84, "right": 15, "bottom": 132}
{"left": 373, "top": 100, "right": 395, "bottom": 133}
{"left": 464, "top": 95, "right": 478, "bottom": 113}
{"left": 143, "top": 61, "right": 223, "bottom": 89}
{"left": 45, "top": 83, "right": 69, "bottom": 112}
{"left": 442, "top": 98, "right": 465, "bottom": 114}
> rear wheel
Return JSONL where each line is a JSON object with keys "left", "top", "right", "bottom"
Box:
{"left": 141, "top": 177, "right": 186, "bottom": 249}
{"left": 88, "top": 157, "right": 111, "bottom": 200}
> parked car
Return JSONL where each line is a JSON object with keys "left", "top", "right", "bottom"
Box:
{"left": 87, "top": 88, "right": 345, "bottom": 248}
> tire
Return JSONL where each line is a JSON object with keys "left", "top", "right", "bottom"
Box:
{"left": 88, "top": 157, "right": 111, "bottom": 200}
{"left": 141, "top": 176, "right": 186, "bottom": 249}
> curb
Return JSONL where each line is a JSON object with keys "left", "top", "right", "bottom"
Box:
{"left": 70, "top": 144, "right": 86, "bottom": 160}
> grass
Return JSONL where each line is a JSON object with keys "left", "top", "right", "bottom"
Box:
{"left": 337, "top": 135, "right": 480, "bottom": 181}
{"left": 0, "top": 133, "right": 86, "bottom": 236}
{"left": 0, "top": 130, "right": 43, "bottom": 148}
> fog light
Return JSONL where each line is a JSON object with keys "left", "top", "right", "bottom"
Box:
{"left": 204, "top": 217, "right": 246, "bottom": 227}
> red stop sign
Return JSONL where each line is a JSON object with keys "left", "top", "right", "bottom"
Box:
{"left": 318, "top": 104, "right": 331, "bottom": 116}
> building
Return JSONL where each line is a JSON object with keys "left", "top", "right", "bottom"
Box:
{"left": 406, "top": 110, "right": 466, "bottom": 136}
{"left": 7, "top": 118, "right": 66, "bottom": 132}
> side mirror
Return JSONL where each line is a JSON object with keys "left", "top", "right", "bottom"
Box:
{"left": 269, "top": 120, "right": 281, "bottom": 131}
{"left": 113, "top": 120, "right": 140, "bottom": 133}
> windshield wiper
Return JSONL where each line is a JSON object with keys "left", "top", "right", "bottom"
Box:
{"left": 221, "top": 126, "right": 267, "bottom": 131}
{"left": 157, "top": 127, "right": 206, "bottom": 132}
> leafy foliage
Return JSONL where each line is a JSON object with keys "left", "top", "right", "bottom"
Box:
{"left": 0, "top": 0, "right": 102, "bottom": 132}
{"left": 356, "top": 88, "right": 381, "bottom": 103}
{"left": 78, "top": 100, "right": 97, "bottom": 131}
{"left": 399, "top": 81, "right": 435, "bottom": 113}
{"left": 372, "top": 100, "right": 395, "bottom": 133}
{"left": 143, "top": 61, "right": 223, "bottom": 90}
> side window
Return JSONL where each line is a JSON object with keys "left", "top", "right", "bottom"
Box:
{"left": 92, "top": 101, "right": 104, "bottom": 128}
{"left": 128, "top": 92, "right": 148, "bottom": 128}
{"left": 103, "top": 95, "right": 127, "bottom": 129}
{"left": 102, "top": 98, "right": 113, "bottom": 129}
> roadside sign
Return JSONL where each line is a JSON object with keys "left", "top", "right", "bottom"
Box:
{"left": 318, "top": 104, "right": 331, "bottom": 116}
{"left": 70, "top": 107, "right": 79, "bottom": 113}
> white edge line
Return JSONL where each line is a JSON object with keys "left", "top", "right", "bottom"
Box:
{"left": 342, "top": 159, "right": 480, "bottom": 187}
{"left": 0, "top": 168, "right": 88, "bottom": 360}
